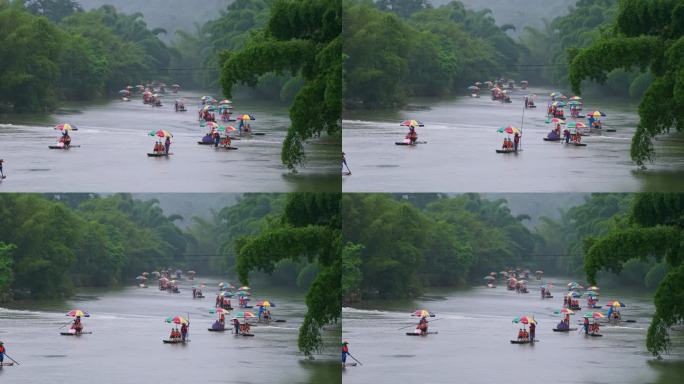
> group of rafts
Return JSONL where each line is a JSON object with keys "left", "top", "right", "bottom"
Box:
{"left": 56, "top": 274, "right": 284, "bottom": 345}
{"left": 406, "top": 271, "right": 629, "bottom": 346}
{"left": 47, "top": 86, "right": 260, "bottom": 158}
{"left": 395, "top": 80, "right": 612, "bottom": 153}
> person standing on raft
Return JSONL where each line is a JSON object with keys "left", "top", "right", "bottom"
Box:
{"left": 0, "top": 341, "right": 5, "bottom": 365}
{"left": 180, "top": 322, "right": 189, "bottom": 341}
{"left": 513, "top": 132, "right": 521, "bottom": 152}
{"left": 529, "top": 321, "right": 536, "bottom": 341}
{"left": 164, "top": 136, "right": 171, "bottom": 155}
{"left": 232, "top": 318, "right": 240, "bottom": 334}
{"left": 342, "top": 341, "right": 349, "bottom": 366}
{"left": 0, "top": 159, "right": 4, "bottom": 179}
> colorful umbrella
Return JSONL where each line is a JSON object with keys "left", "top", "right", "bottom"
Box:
{"left": 232, "top": 311, "right": 255, "bottom": 319}
{"left": 587, "top": 291, "right": 599, "bottom": 297}
{"left": 220, "top": 291, "right": 233, "bottom": 297}
{"left": 209, "top": 308, "right": 231, "bottom": 314}
{"left": 567, "top": 291, "right": 582, "bottom": 298}
{"left": 588, "top": 111, "right": 606, "bottom": 118}
{"left": 236, "top": 291, "right": 250, "bottom": 297}
{"left": 165, "top": 316, "right": 189, "bottom": 325}
{"left": 202, "top": 105, "right": 217, "bottom": 112}
{"left": 497, "top": 126, "right": 520, "bottom": 134}
{"left": 400, "top": 120, "right": 424, "bottom": 127}
{"left": 583, "top": 312, "right": 605, "bottom": 319}
{"left": 554, "top": 308, "right": 574, "bottom": 315}
{"left": 413, "top": 310, "right": 435, "bottom": 318}
{"left": 55, "top": 123, "right": 77, "bottom": 131}
{"left": 238, "top": 286, "right": 250, "bottom": 291}
{"left": 567, "top": 121, "right": 587, "bottom": 129}
{"left": 512, "top": 316, "right": 536, "bottom": 325}
{"left": 205, "top": 122, "right": 219, "bottom": 129}
{"left": 256, "top": 300, "right": 275, "bottom": 308}
{"left": 483, "top": 276, "right": 496, "bottom": 281}
{"left": 588, "top": 286, "right": 600, "bottom": 291}
{"left": 569, "top": 96, "right": 582, "bottom": 101}
{"left": 606, "top": 301, "right": 625, "bottom": 308}
{"left": 148, "top": 130, "right": 173, "bottom": 138}
{"left": 217, "top": 126, "right": 237, "bottom": 132}
{"left": 548, "top": 118, "right": 566, "bottom": 124}
{"left": 218, "top": 99, "right": 232, "bottom": 105}
{"left": 200, "top": 96, "right": 213, "bottom": 101}
{"left": 237, "top": 114, "right": 255, "bottom": 121}
{"left": 66, "top": 310, "right": 89, "bottom": 318}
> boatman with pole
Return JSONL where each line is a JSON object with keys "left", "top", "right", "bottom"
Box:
{"left": 0, "top": 341, "right": 5, "bottom": 365}
{"left": 342, "top": 341, "right": 349, "bottom": 366}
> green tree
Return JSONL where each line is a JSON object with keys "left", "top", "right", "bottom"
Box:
{"left": 220, "top": 0, "right": 342, "bottom": 168}
{"left": 235, "top": 193, "right": 340, "bottom": 355}
{"left": 584, "top": 193, "right": 684, "bottom": 357}
{"left": 568, "top": 0, "right": 684, "bottom": 165}
{"left": 0, "top": 242, "right": 15, "bottom": 295}
{"left": 0, "top": 2, "right": 63, "bottom": 112}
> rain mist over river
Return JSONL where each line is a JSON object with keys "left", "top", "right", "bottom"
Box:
{"left": 0, "top": 91, "right": 339, "bottom": 192}
{"left": 342, "top": 87, "right": 684, "bottom": 192}
{"left": 0, "top": 277, "right": 340, "bottom": 384}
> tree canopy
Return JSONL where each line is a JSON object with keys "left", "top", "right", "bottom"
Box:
{"left": 568, "top": 0, "right": 684, "bottom": 165}
{"left": 235, "top": 193, "right": 340, "bottom": 356}
{"left": 341, "top": 194, "right": 538, "bottom": 301}
{"left": 343, "top": 0, "right": 519, "bottom": 108}
{"left": 584, "top": 193, "right": 684, "bottom": 357}
{"left": 0, "top": 194, "right": 187, "bottom": 298}
{"left": 220, "top": 0, "right": 342, "bottom": 168}
{"left": 0, "top": 0, "right": 174, "bottom": 111}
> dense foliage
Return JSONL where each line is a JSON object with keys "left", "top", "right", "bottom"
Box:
{"left": 0, "top": 194, "right": 187, "bottom": 298}
{"left": 170, "top": 0, "right": 284, "bottom": 94}
{"left": 584, "top": 194, "right": 684, "bottom": 357}
{"left": 343, "top": 0, "right": 520, "bottom": 108}
{"left": 341, "top": 194, "right": 538, "bottom": 300}
{"left": 220, "top": 0, "right": 342, "bottom": 168}
{"left": 0, "top": 243, "right": 15, "bottom": 296}
{"left": 235, "top": 193, "right": 340, "bottom": 356}
{"left": 568, "top": 0, "right": 684, "bottom": 165}
{"left": 533, "top": 194, "right": 633, "bottom": 276}
{"left": 0, "top": 0, "right": 172, "bottom": 111}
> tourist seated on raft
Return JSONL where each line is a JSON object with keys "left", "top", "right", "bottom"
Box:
{"left": 153, "top": 141, "right": 165, "bottom": 154}
{"left": 557, "top": 321, "right": 569, "bottom": 330}
{"left": 517, "top": 329, "right": 529, "bottom": 341}
{"left": 212, "top": 320, "right": 225, "bottom": 331}
{"left": 239, "top": 322, "right": 251, "bottom": 334}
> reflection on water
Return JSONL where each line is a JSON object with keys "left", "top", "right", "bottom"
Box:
{"left": 0, "top": 91, "right": 340, "bottom": 192}
{"left": 342, "top": 87, "right": 684, "bottom": 192}
{"left": 0, "top": 277, "right": 339, "bottom": 384}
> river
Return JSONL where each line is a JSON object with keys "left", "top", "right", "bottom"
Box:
{"left": 0, "top": 91, "right": 339, "bottom": 192}
{"left": 342, "top": 280, "right": 684, "bottom": 384}
{"left": 0, "top": 277, "right": 340, "bottom": 384}
{"left": 342, "top": 87, "right": 684, "bottom": 192}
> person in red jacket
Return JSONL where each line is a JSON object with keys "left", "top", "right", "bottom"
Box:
{"left": 342, "top": 341, "right": 349, "bottom": 366}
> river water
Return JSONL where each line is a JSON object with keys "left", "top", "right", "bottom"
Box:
{"left": 0, "top": 91, "right": 339, "bottom": 192}
{"left": 342, "top": 280, "right": 684, "bottom": 384}
{"left": 342, "top": 87, "right": 684, "bottom": 192}
{"left": 0, "top": 277, "right": 340, "bottom": 384}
